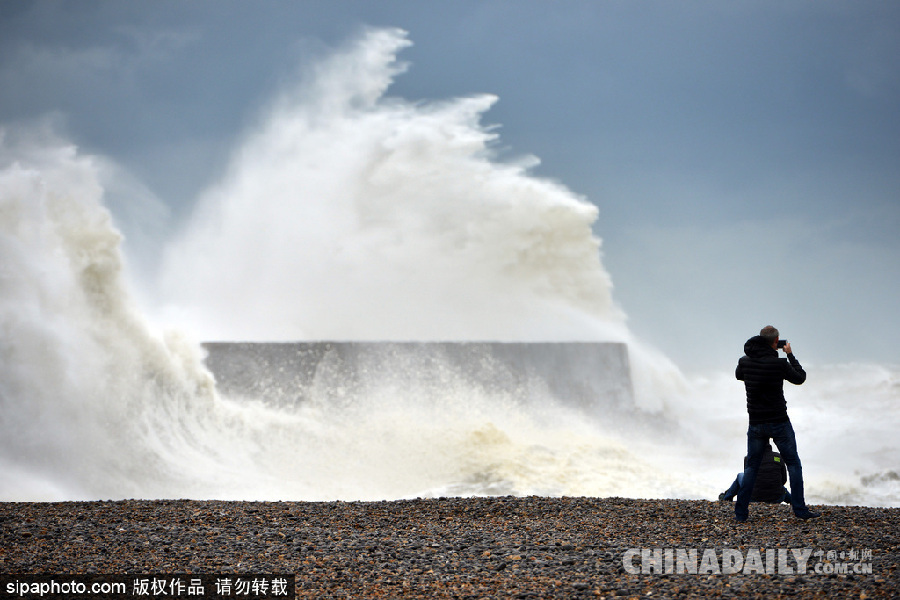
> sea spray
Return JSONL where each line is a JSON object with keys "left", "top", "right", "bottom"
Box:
{"left": 158, "top": 28, "right": 628, "bottom": 345}
{"left": 0, "top": 132, "right": 220, "bottom": 498}
{"left": 0, "top": 124, "right": 688, "bottom": 502}
{"left": 0, "top": 30, "right": 682, "bottom": 502}
{"left": 1, "top": 28, "right": 896, "bottom": 505}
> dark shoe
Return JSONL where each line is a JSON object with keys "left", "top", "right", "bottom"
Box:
{"left": 795, "top": 509, "right": 821, "bottom": 520}
{"left": 734, "top": 515, "right": 747, "bottom": 523}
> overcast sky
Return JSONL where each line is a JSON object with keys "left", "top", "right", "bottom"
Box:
{"left": 2, "top": 1, "right": 898, "bottom": 372}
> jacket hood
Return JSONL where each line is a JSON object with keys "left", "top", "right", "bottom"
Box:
{"left": 744, "top": 335, "right": 777, "bottom": 358}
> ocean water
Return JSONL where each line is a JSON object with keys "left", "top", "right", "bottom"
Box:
{"left": 1, "top": 28, "right": 897, "bottom": 506}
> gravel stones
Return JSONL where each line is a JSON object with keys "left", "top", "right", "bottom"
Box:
{"left": 2, "top": 497, "right": 897, "bottom": 598}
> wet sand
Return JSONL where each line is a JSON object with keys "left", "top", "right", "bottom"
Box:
{"left": 2, "top": 497, "right": 897, "bottom": 598}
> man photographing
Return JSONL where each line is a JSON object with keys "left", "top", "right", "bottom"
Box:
{"left": 734, "top": 325, "right": 821, "bottom": 522}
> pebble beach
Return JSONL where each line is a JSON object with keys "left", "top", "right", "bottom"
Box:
{"left": 2, "top": 497, "right": 897, "bottom": 598}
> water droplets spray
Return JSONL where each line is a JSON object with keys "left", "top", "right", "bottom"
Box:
{"left": 159, "top": 28, "right": 625, "bottom": 342}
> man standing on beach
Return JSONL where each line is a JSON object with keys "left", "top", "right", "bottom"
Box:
{"left": 734, "top": 325, "right": 820, "bottom": 522}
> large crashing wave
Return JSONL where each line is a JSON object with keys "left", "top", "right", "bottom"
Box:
{"left": 158, "top": 28, "right": 628, "bottom": 343}
{"left": 0, "top": 129, "right": 219, "bottom": 498}
{"left": 0, "top": 29, "right": 658, "bottom": 502}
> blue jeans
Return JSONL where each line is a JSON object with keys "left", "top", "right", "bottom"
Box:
{"left": 735, "top": 420, "right": 807, "bottom": 519}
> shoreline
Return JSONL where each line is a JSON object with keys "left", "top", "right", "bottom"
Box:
{"left": 2, "top": 497, "right": 897, "bottom": 598}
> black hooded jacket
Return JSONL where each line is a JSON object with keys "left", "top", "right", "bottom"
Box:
{"left": 736, "top": 336, "right": 806, "bottom": 424}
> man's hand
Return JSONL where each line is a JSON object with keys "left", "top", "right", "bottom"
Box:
{"left": 782, "top": 341, "right": 793, "bottom": 354}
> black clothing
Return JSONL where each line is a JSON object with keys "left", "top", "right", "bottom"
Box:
{"left": 721, "top": 445, "right": 790, "bottom": 504}
{"left": 745, "top": 446, "right": 788, "bottom": 503}
{"left": 735, "top": 336, "right": 806, "bottom": 424}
